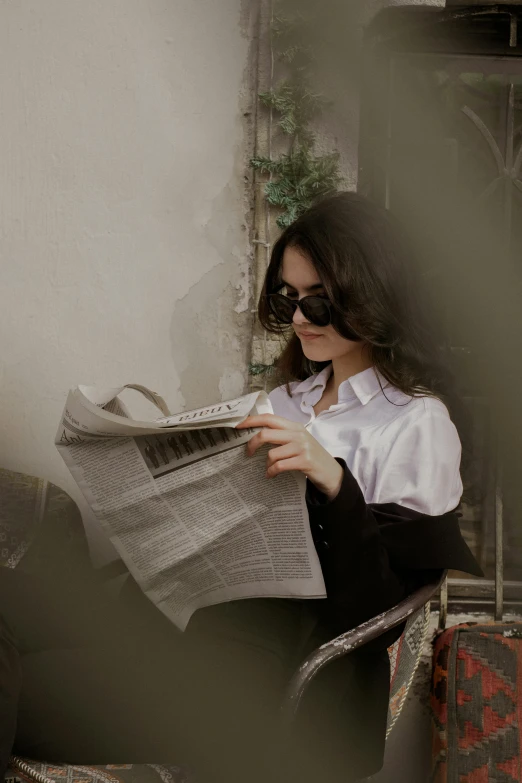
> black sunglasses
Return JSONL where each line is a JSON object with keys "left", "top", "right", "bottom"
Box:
{"left": 267, "top": 293, "right": 333, "bottom": 327}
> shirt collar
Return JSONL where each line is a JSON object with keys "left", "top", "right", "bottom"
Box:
{"left": 293, "top": 365, "right": 332, "bottom": 398}
{"left": 296, "top": 364, "right": 388, "bottom": 407}
{"left": 341, "top": 366, "right": 388, "bottom": 406}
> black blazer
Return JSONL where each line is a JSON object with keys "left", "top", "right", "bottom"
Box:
{"left": 306, "top": 457, "right": 483, "bottom": 641}
{"left": 289, "top": 459, "right": 483, "bottom": 781}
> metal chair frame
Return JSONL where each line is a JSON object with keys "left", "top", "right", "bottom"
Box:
{"left": 281, "top": 571, "right": 447, "bottom": 724}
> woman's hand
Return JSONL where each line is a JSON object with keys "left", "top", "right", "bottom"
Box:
{"left": 237, "top": 414, "right": 343, "bottom": 501}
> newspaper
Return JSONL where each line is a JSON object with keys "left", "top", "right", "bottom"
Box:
{"left": 55, "top": 384, "right": 327, "bottom": 631}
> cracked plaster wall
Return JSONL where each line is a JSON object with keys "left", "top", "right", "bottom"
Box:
{"left": 0, "top": 0, "right": 257, "bottom": 558}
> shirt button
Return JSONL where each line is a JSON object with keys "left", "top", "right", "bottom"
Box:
{"left": 318, "top": 540, "right": 330, "bottom": 551}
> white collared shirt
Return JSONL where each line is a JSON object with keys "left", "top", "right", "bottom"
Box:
{"left": 268, "top": 364, "right": 463, "bottom": 516}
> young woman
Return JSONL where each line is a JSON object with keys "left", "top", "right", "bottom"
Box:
{"left": 1, "top": 191, "right": 481, "bottom": 783}
{"left": 235, "top": 190, "right": 482, "bottom": 778}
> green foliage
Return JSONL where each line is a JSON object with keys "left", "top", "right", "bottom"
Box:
{"left": 248, "top": 362, "right": 277, "bottom": 377}
{"left": 250, "top": 2, "right": 342, "bottom": 229}
{"left": 251, "top": 147, "right": 341, "bottom": 228}
{"left": 250, "top": 1, "right": 342, "bottom": 380}
{"left": 272, "top": 6, "right": 313, "bottom": 49}
{"left": 279, "top": 43, "right": 313, "bottom": 68}
{"left": 259, "top": 81, "right": 325, "bottom": 142}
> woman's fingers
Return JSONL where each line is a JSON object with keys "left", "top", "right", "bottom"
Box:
{"left": 237, "top": 414, "right": 303, "bottom": 432}
{"left": 237, "top": 413, "right": 342, "bottom": 498}
{"left": 266, "top": 443, "right": 300, "bottom": 471}
{"left": 265, "top": 456, "right": 305, "bottom": 478}
{"left": 246, "top": 427, "right": 301, "bottom": 457}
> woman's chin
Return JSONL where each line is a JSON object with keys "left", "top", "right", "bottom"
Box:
{"left": 301, "top": 342, "right": 330, "bottom": 363}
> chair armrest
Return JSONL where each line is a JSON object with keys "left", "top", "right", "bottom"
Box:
{"left": 281, "top": 570, "right": 446, "bottom": 722}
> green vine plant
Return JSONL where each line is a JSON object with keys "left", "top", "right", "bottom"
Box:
{"left": 249, "top": 2, "right": 342, "bottom": 381}
{"left": 251, "top": 5, "right": 342, "bottom": 228}
{"left": 249, "top": 361, "right": 277, "bottom": 378}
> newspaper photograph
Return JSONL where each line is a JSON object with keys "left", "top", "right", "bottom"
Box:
{"left": 56, "top": 384, "right": 327, "bottom": 631}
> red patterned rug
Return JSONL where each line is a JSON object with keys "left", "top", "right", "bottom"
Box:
{"left": 431, "top": 623, "right": 522, "bottom": 782}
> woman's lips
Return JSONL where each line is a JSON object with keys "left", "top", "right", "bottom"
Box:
{"left": 298, "top": 332, "right": 322, "bottom": 341}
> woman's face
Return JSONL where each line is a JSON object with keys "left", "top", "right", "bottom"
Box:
{"left": 280, "top": 245, "right": 365, "bottom": 365}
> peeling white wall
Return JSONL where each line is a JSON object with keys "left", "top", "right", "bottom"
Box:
{"left": 0, "top": 0, "right": 256, "bottom": 555}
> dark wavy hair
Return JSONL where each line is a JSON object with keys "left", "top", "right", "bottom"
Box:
{"left": 258, "top": 191, "right": 469, "bottom": 445}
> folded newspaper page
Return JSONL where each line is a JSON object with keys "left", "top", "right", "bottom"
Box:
{"left": 56, "top": 384, "right": 327, "bottom": 631}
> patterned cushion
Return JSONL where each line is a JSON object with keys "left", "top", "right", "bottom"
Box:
{"left": 431, "top": 622, "right": 522, "bottom": 782}
{"left": 5, "top": 762, "right": 192, "bottom": 783}
{"left": 0, "top": 470, "right": 45, "bottom": 568}
{"left": 0, "top": 468, "right": 89, "bottom": 576}
{"left": 0, "top": 469, "right": 92, "bottom": 581}
{"left": 387, "top": 603, "right": 430, "bottom": 737}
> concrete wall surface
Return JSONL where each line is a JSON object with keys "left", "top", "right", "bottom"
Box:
{"left": 0, "top": 0, "right": 256, "bottom": 556}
